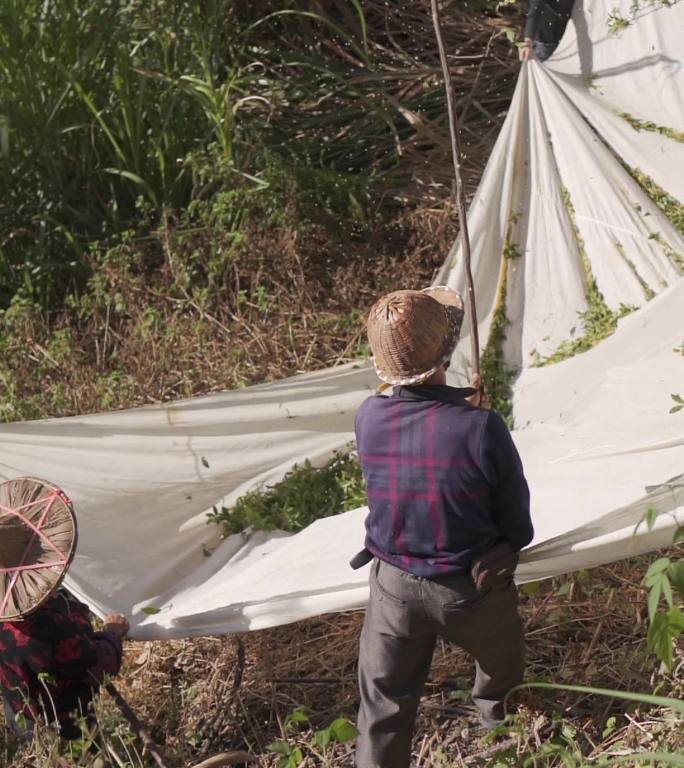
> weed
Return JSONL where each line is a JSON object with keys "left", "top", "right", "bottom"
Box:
{"left": 480, "top": 215, "right": 520, "bottom": 426}
{"left": 267, "top": 707, "right": 357, "bottom": 768}
{"left": 607, "top": 10, "right": 632, "bottom": 35}
{"left": 3, "top": 680, "right": 147, "bottom": 767}
{"left": 537, "top": 186, "right": 634, "bottom": 366}
{"left": 208, "top": 449, "right": 367, "bottom": 537}
{"left": 0, "top": 0, "right": 518, "bottom": 312}
{"left": 618, "top": 112, "right": 684, "bottom": 144}
{"left": 614, "top": 239, "right": 656, "bottom": 300}
{"left": 480, "top": 276, "right": 514, "bottom": 426}
{"left": 643, "top": 556, "right": 684, "bottom": 670}
{"left": 608, "top": 0, "right": 680, "bottom": 35}
{"left": 626, "top": 168, "right": 684, "bottom": 235}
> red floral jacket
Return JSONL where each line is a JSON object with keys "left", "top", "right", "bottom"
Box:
{"left": 0, "top": 590, "right": 123, "bottom": 732}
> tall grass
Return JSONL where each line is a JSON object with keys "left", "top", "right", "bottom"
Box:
{"left": 0, "top": 0, "right": 519, "bottom": 310}
{"left": 0, "top": 0, "right": 254, "bottom": 306}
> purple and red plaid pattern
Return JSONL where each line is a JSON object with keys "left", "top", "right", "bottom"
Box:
{"left": 355, "top": 385, "right": 533, "bottom": 578}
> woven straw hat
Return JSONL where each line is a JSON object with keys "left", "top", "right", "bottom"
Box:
{"left": 0, "top": 477, "right": 77, "bottom": 621}
{"left": 367, "top": 286, "right": 465, "bottom": 385}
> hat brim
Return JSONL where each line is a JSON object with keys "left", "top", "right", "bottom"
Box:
{"left": 0, "top": 477, "right": 77, "bottom": 621}
{"left": 372, "top": 285, "right": 464, "bottom": 386}
{"left": 420, "top": 285, "right": 464, "bottom": 310}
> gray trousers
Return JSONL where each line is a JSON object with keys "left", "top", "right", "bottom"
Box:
{"left": 356, "top": 559, "right": 524, "bottom": 768}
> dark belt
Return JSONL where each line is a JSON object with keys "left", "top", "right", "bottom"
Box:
{"left": 349, "top": 547, "right": 374, "bottom": 570}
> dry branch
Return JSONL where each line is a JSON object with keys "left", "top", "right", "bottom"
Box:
{"left": 431, "top": 0, "right": 480, "bottom": 376}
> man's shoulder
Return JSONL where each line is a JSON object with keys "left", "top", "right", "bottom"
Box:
{"left": 355, "top": 392, "right": 396, "bottom": 440}
{"left": 356, "top": 391, "right": 389, "bottom": 415}
{"left": 439, "top": 401, "right": 494, "bottom": 441}
{"left": 357, "top": 391, "right": 495, "bottom": 434}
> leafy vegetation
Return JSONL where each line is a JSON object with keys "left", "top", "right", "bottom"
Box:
{"left": 480, "top": 304, "right": 514, "bottom": 424}
{"left": 643, "top": 556, "right": 684, "bottom": 670}
{"left": 2, "top": 2, "right": 684, "bottom": 767}
{"left": 537, "top": 186, "right": 634, "bottom": 366}
{"left": 614, "top": 239, "right": 656, "bottom": 300}
{"left": 0, "top": 0, "right": 520, "bottom": 423}
{"left": 267, "top": 707, "right": 357, "bottom": 768}
{"left": 478, "top": 213, "right": 520, "bottom": 425}
{"left": 0, "top": 0, "right": 518, "bottom": 314}
{"left": 626, "top": 168, "right": 684, "bottom": 237}
{"left": 607, "top": 0, "right": 681, "bottom": 36}
{"left": 618, "top": 112, "right": 684, "bottom": 143}
{"left": 208, "top": 449, "right": 367, "bottom": 537}
{"left": 480, "top": 263, "right": 514, "bottom": 425}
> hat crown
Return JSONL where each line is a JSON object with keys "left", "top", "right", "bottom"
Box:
{"left": 367, "top": 287, "right": 464, "bottom": 386}
{"left": 373, "top": 291, "right": 438, "bottom": 325}
{"left": 0, "top": 478, "right": 77, "bottom": 620}
{"left": 0, "top": 524, "right": 36, "bottom": 566}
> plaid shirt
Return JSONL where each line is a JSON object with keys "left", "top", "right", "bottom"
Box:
{"left": 355, "top": 385, "right": 533, "bottom": 577}
{"left": 0, "top": 590, "right": 123, "bottom": 733}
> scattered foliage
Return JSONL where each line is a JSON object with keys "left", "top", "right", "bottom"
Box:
{"left": 537, "top": 187, "right": 634, "bottom": 366}
{"left": 627, "top": 168, "right": 684, "bottom": 236}
{"left": 618, "top": 112, "right": 684, "bottom": 143}
{"left": 614, "top": 239, "right": 656, "bottom": 300}
{"left": 480, "top": 263, "right": 514, "bottom": 426}
{"left": 208, "top": 449, "right": 367, "bottom": 537}
{"left": 0, "top": 0, "right": 519, "bottom": 313}
{"left": 643, "top": 556, "right": 684, "bottom": 671}
{"left": 607, "top": 0, "right": 680, "bottom": 36}
{"left": 478, "top": 212, "right": 519, "bottom": 426}
{"left": 2, "top": 3, "right": 683, "bottom": 767}
{"left": 267, "top": 708, "right": 357, "bottom": 768}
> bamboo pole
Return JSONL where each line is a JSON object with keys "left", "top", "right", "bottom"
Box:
{"left": 430, "top": 0, "right": 480, "bottom": 378}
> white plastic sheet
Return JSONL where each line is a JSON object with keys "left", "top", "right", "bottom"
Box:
{"left": 442, "top": 3, "right": 683, "bottom": 374}
{"left": 0, "top": 0, "right": 682, "bottom": 638}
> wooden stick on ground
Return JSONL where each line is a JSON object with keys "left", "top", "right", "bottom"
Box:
{"left": 190, "top": 753, "right": 256, "bottom": 768}
{"left": 430, "top": 0, "right": 480, "bottom": 378}
{"left": 105, "top": 682, "right": 169, "bottom": 768}
{"left": 106, "top": 678, "right": 255, "bottom": 767}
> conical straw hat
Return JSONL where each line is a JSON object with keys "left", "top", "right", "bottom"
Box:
{"left": 367, "top": 286, "right": 464, "bottom": 386}
{"left": 0, "top": 477, "right": 77, "bottom": 621}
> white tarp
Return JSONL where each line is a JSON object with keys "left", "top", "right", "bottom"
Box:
{"left": 0, "top": 0, "right": 682, "bottom": 638}
{"left": 439, "top": 2, "right": 683, "bottom": 375}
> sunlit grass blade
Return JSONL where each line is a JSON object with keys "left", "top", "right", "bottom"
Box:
{"left": 512, "top": 681, "right": 684, "bottom": 715}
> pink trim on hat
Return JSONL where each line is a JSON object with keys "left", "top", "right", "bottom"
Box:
{"left": 0, "top": 491, "right": 70, "bottom": 615}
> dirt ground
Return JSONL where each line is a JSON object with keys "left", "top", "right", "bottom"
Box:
{"left": 6, "top": 554, "right": 680, "bottom": 767}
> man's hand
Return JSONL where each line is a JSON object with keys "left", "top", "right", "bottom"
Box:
{"left": 465, "top": 374, "right": 490, "bottom": 409}
{"left": 519, "top": 39, "right": 534, "bottom": 62}
{"left": 103, "top": 613, "right": 130, "bottom": 638}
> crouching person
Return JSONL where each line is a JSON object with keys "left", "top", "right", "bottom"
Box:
{"left": 0, "top": 477, "right": 129, "bottom": 741}
{"left": 353, "top": 288, "right": 534, "bottom": 768}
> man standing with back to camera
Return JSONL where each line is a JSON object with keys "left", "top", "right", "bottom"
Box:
{"left": 352, "top": 286, "right": 534, "bottom": 768}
